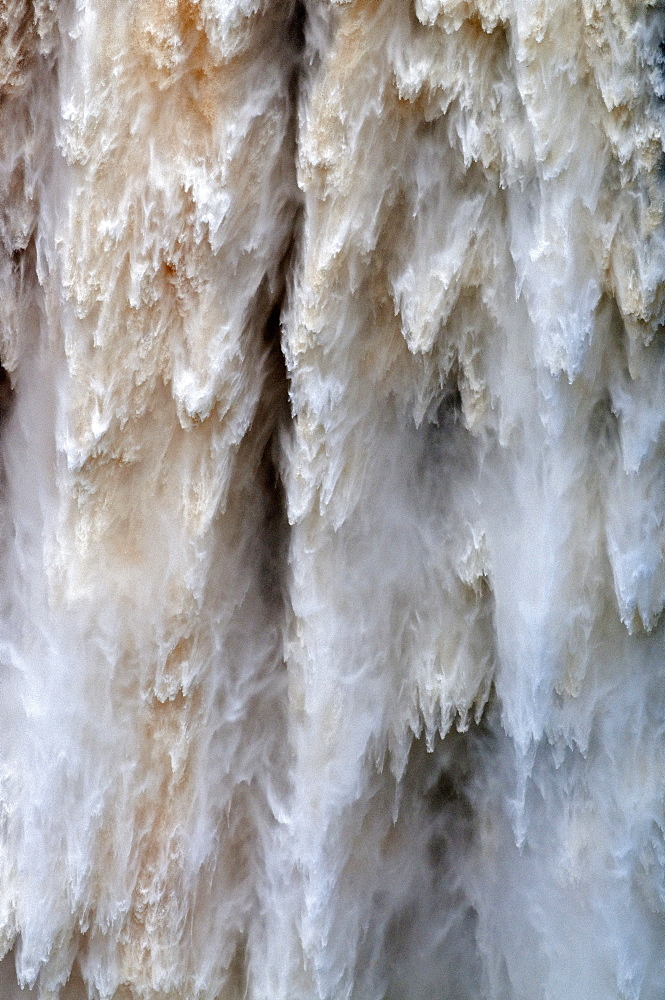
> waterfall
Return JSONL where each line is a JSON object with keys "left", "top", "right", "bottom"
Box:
{"left": 0, "top": 1, "right": 664, "bottom": 997}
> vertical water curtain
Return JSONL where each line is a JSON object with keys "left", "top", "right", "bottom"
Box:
{"left": 0, "top": 2, "right": 664, "bottom": 998}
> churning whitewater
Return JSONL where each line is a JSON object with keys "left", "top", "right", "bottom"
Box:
{"left": 0, "top": 0, "right": 664, "bottom": 997}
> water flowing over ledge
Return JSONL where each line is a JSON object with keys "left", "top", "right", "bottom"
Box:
{"left": 0, "top": 1, "right": 664, "bottom": 997}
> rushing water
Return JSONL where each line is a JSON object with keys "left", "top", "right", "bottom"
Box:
{"left": 0, "top": 1, "right": 664, "bottom": 997}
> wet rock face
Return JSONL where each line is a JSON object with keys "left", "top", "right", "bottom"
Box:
{"left": 0, "top": 1, "right": 664, "bottom": 998}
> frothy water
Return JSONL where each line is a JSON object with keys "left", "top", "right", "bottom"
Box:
{"left": 0, "top": 1, "right": 664, "bottom": 997}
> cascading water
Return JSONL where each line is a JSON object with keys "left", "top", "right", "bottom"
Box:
{"left": 0, "top": 1, "right": 664, "bottom": 998}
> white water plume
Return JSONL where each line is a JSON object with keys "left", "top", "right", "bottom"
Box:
{"left": 0, "top": 0, "right": 664, "bottom": 997}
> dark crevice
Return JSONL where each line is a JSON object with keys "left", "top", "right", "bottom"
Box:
{"left": 0, "top": 365, "right": 13, "bottom": 424}
{"left": 382, "top": 704, "right": 501, "bottom": 1000}
{"left": 254, "top": 342, "right": 290, "bottom": 617}
{"left": 287, "top": 0, "right": 307, "bottom": 57}
{"left": 243, "top": 0, "right": 307, "bottom": 627}
{"left": 287, "top": 0, "right": 308, "bottom": 109}
{"left": 433, "top": 382, "right": 464, "bottom": 428}
{"left": 253, "top": 224, "right": 301, "bottom": 618}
